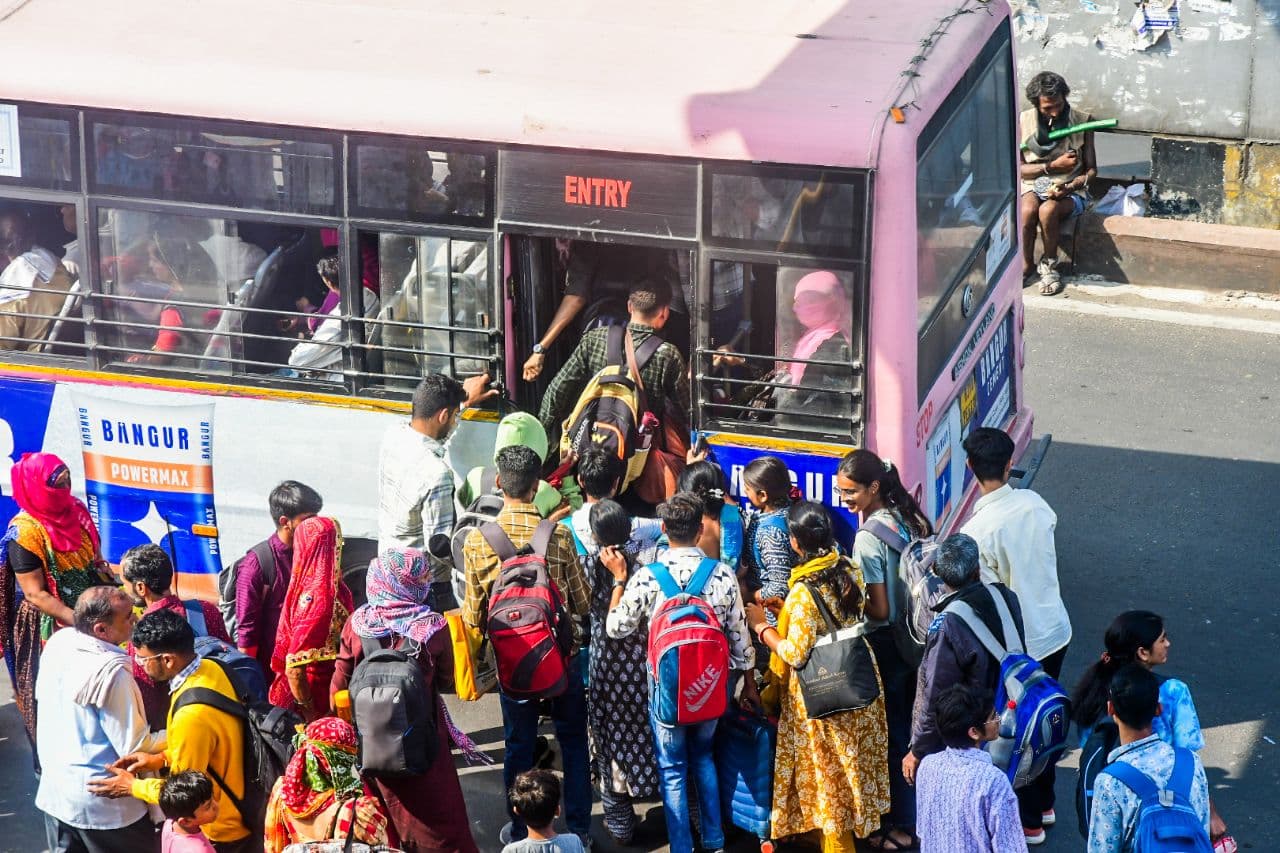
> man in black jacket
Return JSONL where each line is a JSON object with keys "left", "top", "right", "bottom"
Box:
{"left": 904, "top": 533, "right": 1025, "bottom": 784}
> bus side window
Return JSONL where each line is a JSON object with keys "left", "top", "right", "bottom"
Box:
{"left": 704, "top": 262, "right": 857, "bottom": 438}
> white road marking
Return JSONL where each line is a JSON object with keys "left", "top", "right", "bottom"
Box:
{"left": 1025, "top": 294, "right": 1280, "bottom": 336}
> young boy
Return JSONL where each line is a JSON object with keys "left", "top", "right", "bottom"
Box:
{"left": 501, "top": 769, "right": 587, "bottom": 853}
{"left": 159, "top": 770, "right": 219, "bottom": 853}
{"left": 915, "top": 684, "right": 1028, "bottom": 853}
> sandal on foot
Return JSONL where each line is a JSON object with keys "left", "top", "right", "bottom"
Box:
{"left": 865, "top": 827, "right": 918, "bottom": 851}
{"left": 1037, "top": 258, "right": 1064, "bottom": 296}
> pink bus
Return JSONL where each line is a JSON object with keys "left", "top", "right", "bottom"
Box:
{"left": 0, "top": 0, "right": 1034, "bottom": 592}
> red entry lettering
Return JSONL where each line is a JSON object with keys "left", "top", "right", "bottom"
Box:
{"left": 562, "top": 176, "right": 634, "bottom": 209}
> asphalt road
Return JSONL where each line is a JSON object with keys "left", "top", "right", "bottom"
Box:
{"left": 2, "top": 297, "right": 1277, "bottom": 852}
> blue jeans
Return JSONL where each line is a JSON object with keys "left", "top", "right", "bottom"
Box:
{"left": 499, "top": 654, "right": 592, "bottom": 840}
{"left": 651, "top": 714, "right": 724, "bottom": 853}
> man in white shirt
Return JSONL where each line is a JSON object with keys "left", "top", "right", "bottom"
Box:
{"left": 36, "top": 586, "right": 165, "bottom": 853}
{"left": 959, "top": 426, "right": 1071, "bottom": 845}
{"left": 0, "top": 212, "right": 75, "bottom": 352}
{"left": 376, "top": 371, "right": 494, "bottom": 606}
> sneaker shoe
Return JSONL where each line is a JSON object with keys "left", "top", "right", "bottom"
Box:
{"left": 1042, "top": 808, "right": 1056, "bottom": 827}
{"left": 1024, "top": 827, "right": 1047, "bottom": 846}
{"left": 499, "top": 823, "right": 514, "bottom": 846}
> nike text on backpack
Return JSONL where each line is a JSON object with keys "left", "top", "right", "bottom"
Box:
{"left": 183, "top": 600, "right": 268, "bottom": 703}
{"left": 171, "top": 660, "right": 301, "bottom": 833}
{"left": 347, "top": 635, "right": 437, "bottom": 776}
{"left": 945, "top": 586, "right": 1071, "bottom": 789}
{"left": 558, "top": 325, "right": 664, "bottom": 493}
{"left": 217, "top": 540, "right": 275, "bottom": 642}
{"left": 482, "top": 519, "right": 575, "bottom": 700}
{"left": 1099, "top": 747, "right": 1213, "bottom": 852}
{"left": 646, "top": 558, "right": 731, "bottom": 726}
{"left": 859, "top": 517, "right": 946, "bottom": 667}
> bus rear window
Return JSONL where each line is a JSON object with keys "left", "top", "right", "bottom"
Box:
{"left": 88, "top": 115, "right": 339, "bottom": 216}
{"left": 351, "top": 138, "right": 492, "bottom": 224}
{"left": 706, "top": 167, "right": 867, "bottom": 259}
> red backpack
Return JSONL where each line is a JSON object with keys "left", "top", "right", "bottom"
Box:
{"left": 482, "top": 519, "right": 574, "bottom": 700}
{"left": 646, "top": 558, "right": 731, "bottom": 725}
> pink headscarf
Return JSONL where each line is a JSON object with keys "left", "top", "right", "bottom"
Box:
{"left": 789, "top": 271, "right": 851, "bottom": 384}
{"left": 10, "top": 453, "right": 99, "bottom": 553}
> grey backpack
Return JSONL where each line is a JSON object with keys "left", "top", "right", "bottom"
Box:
{"left": 859, "top": 517, "right": 945, "bottom": 666}
{"left": 348, "top": 635, "right": 437, "bottom": 777}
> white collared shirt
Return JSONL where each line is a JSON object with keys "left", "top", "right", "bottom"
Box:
{"left": 377, "top": 421, "right": 458, "bottom": 577}
{"left": 961, "top": 484, "right": 1071, "bottom": 659}
{"left": 35, "top": 629, "right": 164, "bottom": 830}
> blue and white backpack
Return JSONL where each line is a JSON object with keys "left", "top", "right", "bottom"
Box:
{"left": 945, "top": 585, "right": 1070, "bottom": 789}
{"left": 1099, "top": 747, "right": 1212, "bottom": 852}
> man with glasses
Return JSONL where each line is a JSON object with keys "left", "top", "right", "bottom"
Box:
{"left": 88, "top": 609, "right": 257, "bottom": 853}
{"left": 36, "top": 586, "right": 164, "bottom": 853}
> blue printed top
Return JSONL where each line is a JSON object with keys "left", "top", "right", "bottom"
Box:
{"left": 742, "top": 507, "right": 794, "bottom": 624}
{"left": 1086, "top": 734, "right": 1210, "bottom": 853}
{"left": 1154, "top": 677, "right": 1205, "bottom": 752}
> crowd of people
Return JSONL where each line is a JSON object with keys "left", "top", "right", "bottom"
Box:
{"left": 0, "top": 274, "right": 1231, "bottom": 853}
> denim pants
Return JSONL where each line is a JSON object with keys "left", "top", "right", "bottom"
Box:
{"left": 499, "top": 654, "right": 592, "bottom": 840}
{"left": 650, "top": 714, "right": 724, "bottom": 853}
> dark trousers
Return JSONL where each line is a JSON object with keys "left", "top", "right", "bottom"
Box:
{"left": 45, "top": 815, "right": 158, "bottom": 853}
{"left": 499, "top": 654, "right": 592, "bottom": 840}
{"left": 1017, "top": 644, "right": 1069, "bottom": 829}
{"left": 868, "top": 627, "right": 919, "bottom": 828}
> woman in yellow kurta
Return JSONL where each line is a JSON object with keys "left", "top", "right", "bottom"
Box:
{"left": 745, "top": 501, "right": 890, "bottom": 853}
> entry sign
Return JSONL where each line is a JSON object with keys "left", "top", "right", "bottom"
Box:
{"left": 498, "top": 150, "right": 697, "bottom": 238}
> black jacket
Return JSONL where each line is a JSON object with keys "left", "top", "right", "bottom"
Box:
{"left": 910, "top": 581, "right": 1026, "bottom": 758}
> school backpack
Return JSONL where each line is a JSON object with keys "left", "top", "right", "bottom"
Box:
{"left": 859, "top": 516, "right": 945, "bottom": 667}
{"left": 558, "top": 325, "right": 663, "bottom": 492}
{"left": 482, "top": 519, "right": 575, "bottom": 700}
{"left": 1076, "top": 673, "right": 1168, "bottom": 836}
{"left": 183, "top": 600, "right": 268, "bottom": 703}
{"left": 171, "top": 659, "right": 302, "bottom": 834}
{"left": 450, "top": 485, "right": 507, "bottom": 606}
{"left": 945, "top": 585, "right": 1071, "bottom": 789}
{"left": 647, "top": 558, "right": 731, "bottom": 726}
{"left": 347, "top": 635, "right": 437, "bottom": 776}
{"left": 217, "top": 540, "right": 275, "bottom": 641}
{"left": 1099, "top": 747, "right": 1212, "bottom": 852}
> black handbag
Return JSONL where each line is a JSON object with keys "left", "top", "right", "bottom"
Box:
{"left": 795, "top": 580, "right": 881, "bottom": 719}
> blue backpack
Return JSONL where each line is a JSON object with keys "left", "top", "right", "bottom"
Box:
{"left": 1100, "top": 748, "right": 1212, "bottom": 852}
{"left": 946, "top": 586, "right": 1070, "bottom": 789}
{"left": 183, "top": 600, "right": 268, "bottom": 704}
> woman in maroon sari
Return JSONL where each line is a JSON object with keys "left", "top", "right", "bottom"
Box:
{"left": 268, "top": 516, "right": 353, "bottom": 723}
{"left": 0, "top": 452, "right": 113, "bottom": 761}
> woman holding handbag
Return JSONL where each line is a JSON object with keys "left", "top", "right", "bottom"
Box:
{"left": 745, "top": 502, "right": 890, "bottom": 853}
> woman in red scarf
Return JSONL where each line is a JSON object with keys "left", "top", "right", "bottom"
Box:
{"left": 0, "top": 452, "right": 114, "bottom": 759}
{"left": 268, "top": 516, "right": 353, "bottom": 722}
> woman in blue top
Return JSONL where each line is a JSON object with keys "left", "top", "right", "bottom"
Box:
{"left": 1071, "top": 610, "right": 1228, "bottom": 841}
{"left": 835, "top": 449, "right": 933, "bottom": 852}
{"left": 740, "top": 456, "right": 799, "bottom": 623}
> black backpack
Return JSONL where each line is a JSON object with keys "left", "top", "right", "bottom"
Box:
{"left": 348, "top": 635, "right": 437, "bottom": 777}
{"left": 171, "top": 660, "right": 301, "bottom": 833}
{"left": 217, "top": 540, "right": 275, "bottom": 641}
{"left": 1076, "top": 674, "right": 1165, "bottom": 836}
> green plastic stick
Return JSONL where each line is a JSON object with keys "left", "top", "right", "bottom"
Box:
{"left": 1021, "top": 118, "right": 1118, "bottom": 150}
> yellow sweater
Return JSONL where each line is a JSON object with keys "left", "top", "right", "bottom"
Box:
{"left": 130, "top": 659, "right": 249, "bottom": 843}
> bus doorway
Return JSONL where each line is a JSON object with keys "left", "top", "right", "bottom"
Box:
{"left": 504, "top": 234, "right": 693, "bottom": 418}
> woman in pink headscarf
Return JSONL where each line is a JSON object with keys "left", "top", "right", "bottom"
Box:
{"left": 0, "top": 452, "right": 113, "bottom": 759}
{"left": 786, "top": 271, "right": 854, "bottom": 409}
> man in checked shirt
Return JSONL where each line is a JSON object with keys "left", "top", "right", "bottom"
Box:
{"left": 461, "top": 444, "right": 593, "bottom": 849}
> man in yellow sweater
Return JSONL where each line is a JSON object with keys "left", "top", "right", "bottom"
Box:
{"left": 89, "top": 609, "right": 258, "bottom": 852}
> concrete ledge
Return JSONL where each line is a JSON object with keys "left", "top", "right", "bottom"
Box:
{"left": 1071, "top": 213, "right": 1280, "bottom": 294}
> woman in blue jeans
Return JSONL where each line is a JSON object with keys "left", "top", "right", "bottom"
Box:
{"left": 837, "top": 450, "right": 934, "bottom": 851}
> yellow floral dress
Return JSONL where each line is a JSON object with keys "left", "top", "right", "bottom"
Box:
{"left": 770, "top": 570, "right": 891, "bottom": 840}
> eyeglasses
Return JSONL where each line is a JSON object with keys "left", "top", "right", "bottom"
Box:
{"left": 835, "top": 486, "right": 858, "bottom": 499}
{"left": 134, "top": 652, "right": 168, "bottom": 664}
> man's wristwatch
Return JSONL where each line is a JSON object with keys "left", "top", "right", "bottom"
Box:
{"left": 612, "top": 578, "right": 627, "bottom": 590}
{"left": 532, "top": 343, "right": 545, "bottom": 355}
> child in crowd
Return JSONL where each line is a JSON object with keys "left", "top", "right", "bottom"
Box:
{"left": 160, "top": 770, "right": 219, "bottom": 853}
{"left": 563, "top": 447, "right": 663, "bottom": 560}
{"left": 915, "top": 685, "right": 1027, "bottom": 853}
{"left": 1072, "top": 610, "right": 1230, "bottom": 841}
{"left": 501, "top": 770, "right": 587, "bottom": 853}
{"left": 676, "top": 460, "right": 744, "bottom": 571}
{"left": 740, "top": 456, "right": 797, "bottom": 622}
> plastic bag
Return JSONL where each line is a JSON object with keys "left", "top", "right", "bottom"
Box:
{"left": 446, "top": 609, "right": 497, "bottom": 701}
{"left": 1092, "top": 184, "right": 1146, "bottom": 217}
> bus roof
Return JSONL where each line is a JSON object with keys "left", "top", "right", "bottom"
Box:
{"left": 0, "top": 0, "right": 996, "bottom": 170}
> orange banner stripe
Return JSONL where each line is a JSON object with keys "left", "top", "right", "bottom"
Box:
{"left": 83, "top": 453, "right": 214, "bottom": 493}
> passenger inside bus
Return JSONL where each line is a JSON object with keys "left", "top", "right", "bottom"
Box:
{"left": 284, "top": 252, "right": 378, "bottom": 381}
{"left": 0, "top": 211, "right": 76, "bottom": 352}
{"left": 122, "top": 234, "right": 219, "bottom": 366}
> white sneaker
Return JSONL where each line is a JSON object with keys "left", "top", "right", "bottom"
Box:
{"left": 1042, "top": 808, "right": 1057, "bottom": 827}
{"left": 1024, "top": 827, "right": 1047, "bottom": 846}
